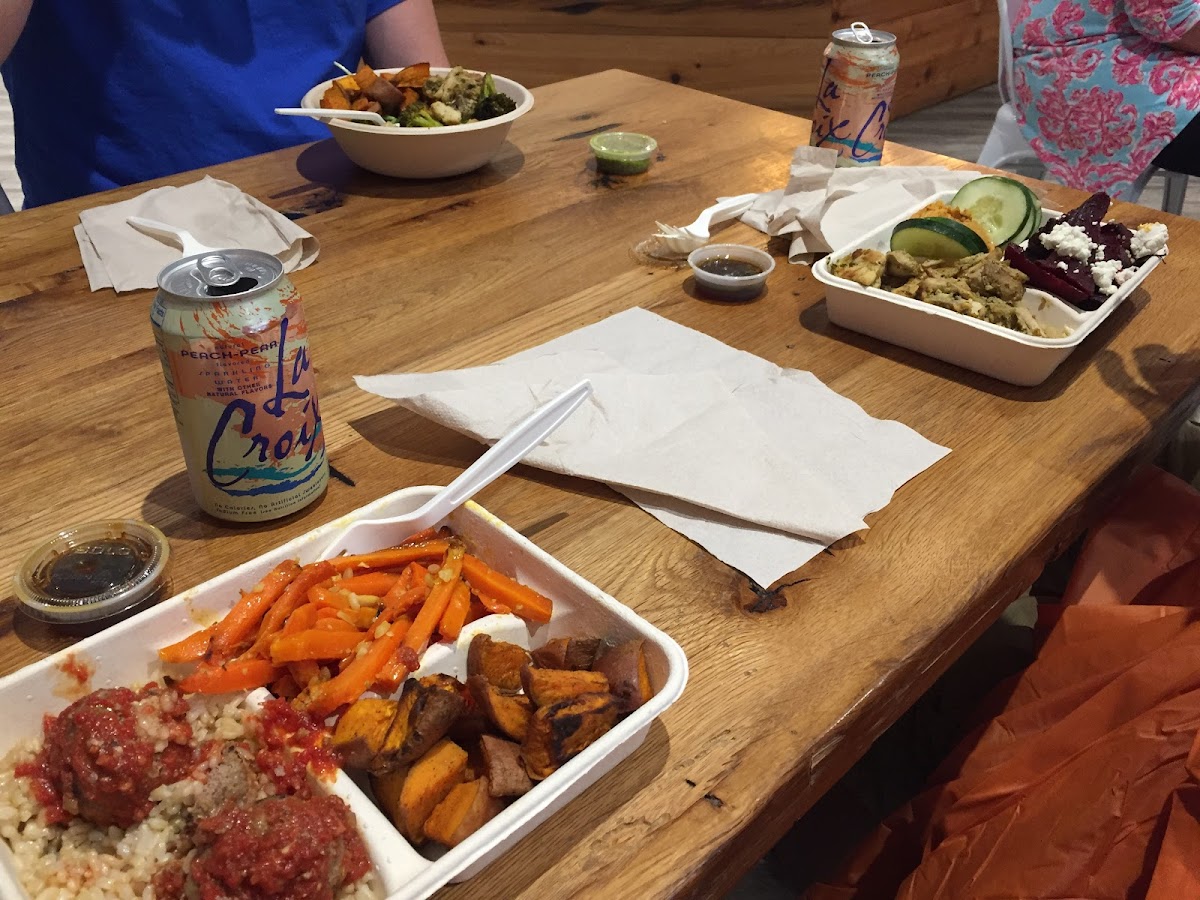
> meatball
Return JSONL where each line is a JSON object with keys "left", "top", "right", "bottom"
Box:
{"left": 189, "top": 795, "right": 371, "bottom": 900}
{"left": 38, "top": 685, "right": 195, "bottom": 828}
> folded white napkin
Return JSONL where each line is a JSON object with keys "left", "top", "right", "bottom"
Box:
{"left": 742, "top": 146, "right": 979, "bottom": 263}
{"left": 75, "top": 176, "right": 319, "bottom": 292}
{"left": 356, "top": 308, "right": 949, "bottom": 586}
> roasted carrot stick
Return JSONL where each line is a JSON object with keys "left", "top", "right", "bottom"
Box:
{"left": 299, "top": 619, "right": 409, "bottom": 718}
{"left": 309, "top": 584, "right": 353, "bottom": 611}
{"left": 335, "top": 572, "right": 401, "bottom": 596}
{"left": 404, "top": 544, "right": 465, "bottom": 656}
{"left": 472, "top": 588, "right": 512, "bottom": 616}
{"left": 252, "top": 561, "right": 334, "bottom": 653}
{"left": 438, "top": 580, "right": 471, "bottom": 641}
{"left": 381, "top": 583, "right": 427, "bottom": 621}
{"left": 331, "top": 540, "right": 449, "bottom": 573}
{"left": 158, "top": 623, "right": 217, "bottom": 664}
{"left": 314, "top": 617, "right": 359, "bottom": 632}
{"left": 270, "top": 629, "right": 367, "bottom": 665}
{"left": 400, "top": 527, "right": 439, "bottom": 546}
{"left": 209, "top": 560, "right": 302, "bottom": 660}
{"left": 177, "top": 658, "right": 279, "bottom": 694}
{"left": 461, "top": 555, "right": 552, "bottom": 623}
{"left": 283, "top": 602, "right": 321, "bottom": 635}
{"left": 371, "top": 618, "right": 417, "bottom": 695}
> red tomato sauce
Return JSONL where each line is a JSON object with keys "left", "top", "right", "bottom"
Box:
{"left": 21, "top": 684, "right": 195, "bottom": 828}
{"left": 189, "top": 795, "right": 371, "bottom": 900}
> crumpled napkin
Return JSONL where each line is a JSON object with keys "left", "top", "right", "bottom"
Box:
{"left": 75, "top": 176, "right": 319, "bottom": 292}
{"left": 741, "top": 146, "right": 979, "bottom": 263}
{"left": 356, "top": 308, "right": 949, "bottom": 586}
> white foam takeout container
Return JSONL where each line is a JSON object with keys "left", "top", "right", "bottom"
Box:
{"left": 811, "top": 190, "right": 1164, "bottom": 386}
{"left": 0, "top": 486, "right": 689, "bottom": 900}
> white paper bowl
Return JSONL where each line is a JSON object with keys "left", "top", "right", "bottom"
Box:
{"left": 299, "top": 67, "right": 533, "bottom": 178}
{"left": 0, "top": 486, "right": 688, "bottom": 900}
{"left": 811, "top": 190, "right": 1164, "bottom": 386}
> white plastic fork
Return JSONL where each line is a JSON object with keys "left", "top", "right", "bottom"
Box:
{"left": 126, "top": 217, "right": 217, "bottom": 256}
{"left": 274, "top": 107, "right": 387, "bottom": 126}
{"left": 317, "top": 379, "right": 594, "bottom": 560}
{"left": 654, "top": 192, "right": 760, "bottom": 254}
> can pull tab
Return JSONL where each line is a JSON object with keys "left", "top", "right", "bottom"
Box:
{"left": 849, "top": 21, "right": 875, "bottom": 43}
{"left": 196, "top": 254, "right": 241, "bottom": 289}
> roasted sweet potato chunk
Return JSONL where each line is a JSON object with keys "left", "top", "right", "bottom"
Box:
{"left": 531, "top": 637, "right": 603, "bottom": 670}
{"left": 522, "top": 692, "right": 618, "bottom": 780}
{"left": 467, "top": 634, "right": 531, "bottom": 692}
{"left": 593, "top": 640, "right": 653, "bottom": 713}
{"left": 331, "top": 697, "right": 398, "bottom": 768}
{"left": 321, "top": 84, "right": 351, "bottom": 110}
{"left": 387, "top": 738, "right": 468, "bottom": 844}
{"left": 479, "top": 734, "right": 532, "bottom": 798}
{"left": 467, "top": 674, "right": 532, "bottom": 742}
{"left": 424, "top": 777, "right": 504, "bottom": 848}
{"left": 389, "top": 62, "right": 431, "bottom": 88}
{"left": 377, "top": 675, "right": 465, "bottom": 772}
{"left": 521, "top": 666, "right": 610, "bottom": 708}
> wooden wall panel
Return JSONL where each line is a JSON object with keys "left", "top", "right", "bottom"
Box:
{"left": 440, "top": 0, "right": 998, "bottom": 119}
{"left": 835, "top": 0, "right": 999, "bottom": 117}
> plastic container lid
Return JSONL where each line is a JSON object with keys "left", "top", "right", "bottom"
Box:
{"left": 687, "top": 244, "right": 776, "bottom": 301}
{"left": 13, "top": 520, "right": 170, "bottom": 625}
{"left": 589, "top": 132, "right": 657, "bottom": 174}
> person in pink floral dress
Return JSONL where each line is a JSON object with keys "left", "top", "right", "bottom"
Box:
{"left": 1012, "top": 0, "right": 1200, "bottom": 199}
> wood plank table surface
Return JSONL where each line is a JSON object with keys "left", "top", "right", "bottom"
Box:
{"left": 4, "top": 70, "right": 1200, "bottom": 898}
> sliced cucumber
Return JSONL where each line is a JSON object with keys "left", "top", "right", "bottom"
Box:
{"left": 890, "top": 216, "right": 989, "bottom": 260}
{"left": 1011, "top": 183, "right": 1043, "bottom": 245}
{"left": 951, "top": 176, "right": 1037, "bottom": 245}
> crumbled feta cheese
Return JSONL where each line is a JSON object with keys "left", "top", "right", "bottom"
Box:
{"left": 1131, "top": 222, "right": 1168, "bottom": 260}
{"left": 1039, "top": 222, "right": 1096, "bottom": 261}
{"left": 1095, "top": 245, "right": 1105, "bottom": 261}
{"left": 1115, "top": 267, "right": 1136, "bottom": 285}
{"left": 1091, "top": 258, "right": 1124, "bottom": 296}
{"left": 1056, "top": 260, "right": 1069, "bottom": 270}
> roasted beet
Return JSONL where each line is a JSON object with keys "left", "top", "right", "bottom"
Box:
{"left": 1004, "top": 244, "right": 1097, "bottom": 308}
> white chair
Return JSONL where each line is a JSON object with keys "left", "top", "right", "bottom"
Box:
{"left": 979, "top": 0, "right": 1188, "bottom": 214}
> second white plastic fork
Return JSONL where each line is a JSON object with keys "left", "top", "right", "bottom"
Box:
{"left": 654, "top": 192, "right": 760, "bottom": 254}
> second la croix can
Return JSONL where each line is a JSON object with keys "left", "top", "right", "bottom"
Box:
{"left": 809, "top": 21, "right": 900, "bottom": 167}
{"left": 150, "top": 249, "right": 329, "bottom": 522}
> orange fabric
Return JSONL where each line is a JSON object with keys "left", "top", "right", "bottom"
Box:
{"left": 808, "top": 466, "right": 1200, "bottom": 900}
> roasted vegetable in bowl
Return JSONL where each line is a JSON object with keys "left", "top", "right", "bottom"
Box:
{"left": 332, "top": 632, "right": 655, "bottom": 851}
{"left": 322, "top": 63, "right": 518, "bottom": 127}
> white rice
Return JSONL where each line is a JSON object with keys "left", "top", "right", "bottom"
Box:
{"left": 0, "top": 694, "right": 382, "bottom": 900}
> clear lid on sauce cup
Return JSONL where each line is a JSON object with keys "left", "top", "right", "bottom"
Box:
{"left": 13, "top": 519, "right": 170, "bottom": 625}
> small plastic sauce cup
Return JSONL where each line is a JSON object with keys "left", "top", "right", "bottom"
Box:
{"left": 687, "top": 244, "right": 776, "bottom": 301}
{"left": 13, "top": 519, "right": 170, "bottom": 627}
{"left": 589, "top": 132, "right": 657, "bottom": 175}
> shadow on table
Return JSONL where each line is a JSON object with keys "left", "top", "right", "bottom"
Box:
{"left": 797, "top": 285, "right": 1150, "bottom": 403}
{"left": 290, "top": 138, "right": 526, "bottom": 204}
{"left": 139, "top": 469, "right": 334, "bottom": 542}
{"left": 443, "top": 718, "right": 673, "bottom": 898}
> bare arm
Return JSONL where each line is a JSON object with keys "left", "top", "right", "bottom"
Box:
{"left": 364, "top": 0, "right": 450, "bottom": 68}
{"left": 1168, "top": 21, "right": 1200, "bottom": 52}
{"left": 0, "top": 0, "right": 33, "bottom": 64}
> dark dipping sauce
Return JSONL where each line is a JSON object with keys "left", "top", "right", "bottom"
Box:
{"left": 698, "top": 257, "right": 764, "bottom": 278}
{"left": 38, "top": 536, "right": 153, "bottom": 600}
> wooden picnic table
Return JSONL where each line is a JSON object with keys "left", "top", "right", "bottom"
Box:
{"left": 2, "top": 70, "right": 1200, "bottom": 898}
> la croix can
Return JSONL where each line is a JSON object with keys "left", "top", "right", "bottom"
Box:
{"left": 809, "top": 21, "right": 899, "bottom": 167}
{"left": 150, "top": 249, "right": 329, "bottom": 522}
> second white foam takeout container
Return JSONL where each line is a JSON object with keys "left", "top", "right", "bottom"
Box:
{"left": 0, "top": 486, "right": 689, "bottom": 900}
{"left": 811, "top": 190, "right": 1164, "bottom": 386}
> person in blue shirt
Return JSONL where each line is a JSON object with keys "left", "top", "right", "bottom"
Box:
{"left": 0, "top": 1, "right": 450, "bottom": 207}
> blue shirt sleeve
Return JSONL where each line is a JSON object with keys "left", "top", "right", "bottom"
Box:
{"left": 367, "top": 0, "right": 407, "bottom": 21}
{"left": 1124, "top": 0, "right": 1200, "bottom": 43}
